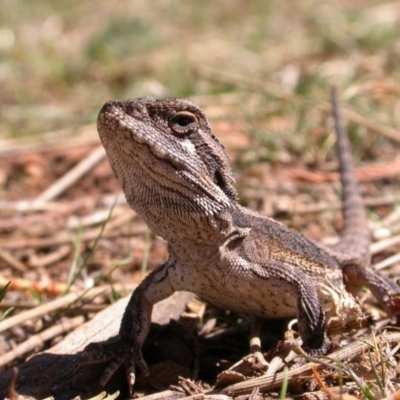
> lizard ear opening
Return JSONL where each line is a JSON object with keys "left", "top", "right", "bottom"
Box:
{"left": 213, "top": 169, "right": 224, "bottom": 188}
{"left": 213, "top": 169, "right": 237, "bottom": 201}
{"left": 169, "top": 111, "right": 198, "bottom": 136}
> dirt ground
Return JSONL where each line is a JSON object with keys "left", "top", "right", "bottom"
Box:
{"left": 1, "top": 1, "right": 400, "bottom": 399}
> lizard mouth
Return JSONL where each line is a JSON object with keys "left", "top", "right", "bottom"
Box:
{"left": 97, "top": 101, "right": 234, "bottom": 216}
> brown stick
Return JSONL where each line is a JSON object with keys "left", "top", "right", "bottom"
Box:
{"left": 0, "top": 291, "right": 194, "bottom": 399}
{"left": 221, "top": 331, "right": 400, "bottom": 396}
{"left": 35, "top": 145, "right": 106, "bottom": 202}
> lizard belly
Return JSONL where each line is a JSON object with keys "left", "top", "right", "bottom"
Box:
{"left": 170, "top": 258, "right": 300, "bottom": 319}
{"left": 199, "top": 278, "right": 298, "bottom": 318}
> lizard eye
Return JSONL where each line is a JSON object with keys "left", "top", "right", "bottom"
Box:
{"left": 169, "top": 111, "right": 198, "bottom": 135}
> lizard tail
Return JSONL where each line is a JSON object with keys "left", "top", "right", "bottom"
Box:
{"left": 330, "top": 86, "right": 371, "bottom": 264}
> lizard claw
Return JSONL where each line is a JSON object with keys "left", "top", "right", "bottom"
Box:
{"left": 74, "top": 336, "right": 148, "bottom": 391}
{"left": 126, "top": 362, "right": 136, "bottom": 394}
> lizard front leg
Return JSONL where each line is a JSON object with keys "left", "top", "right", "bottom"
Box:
{"left": 250, "top": 261, "right": 329, "bottom": 355}
{"left": 76, "top": 258, "right": 176, "bottom": 389}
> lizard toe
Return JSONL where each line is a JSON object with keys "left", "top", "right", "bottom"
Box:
{"left": 74, "top": 337, "right": 148, "bottom": 389}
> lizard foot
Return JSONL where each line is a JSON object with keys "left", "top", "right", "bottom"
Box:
{"left": 284, "top": 336, "right": 331, "bottom": 358}
{"left": 76, "top": 336, "right": 148, "bottom": 392}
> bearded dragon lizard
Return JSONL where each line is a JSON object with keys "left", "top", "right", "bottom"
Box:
{"left": 79, "top": 87, "right": 400, "bottom": 390}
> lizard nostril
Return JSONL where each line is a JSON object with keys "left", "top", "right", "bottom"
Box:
{"left": 126, "top": 104, "right": 146, "bottom": 118}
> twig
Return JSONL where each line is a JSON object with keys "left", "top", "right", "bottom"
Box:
{"left": 264, "top": 339, "right": 300, "bottom": 377}
{"left": 0, "top": 194, "right": 125, "bottom": 213}
{"left": 319, "top": 101, "right": 400, "bottom": 144}
{"left": 374, "top": 252, "right": 400, "bottom": 271}
{"left": 0, "top": 217, "right": 146, "bottom": 249}
{"left": 273, "top": 194, "right": 399, "bottom": 216}
{"left": 0, "top": 199, "right": 91, "bottom": 232}
{"left": 0, "top": 248, "right": 26, "bottom": 272}
{"left": 0, "top": 123, "right": 97, "bottom": 156}
{"left": 382, "top": 206, "right": 400, "bottom": 228}
{"left": 371, "top": 234, "right": 400, "bottom": 255}
{"left": 0, "top": 300, "right": 105, "bottom": 314}
{"left": 28, "top": 244, "right": 71, "bottom": 268}
{"left": 289, "top": 159, "right": 400, "bottom": 183}
{"left": 0, "top": 287, "right": 110, "bottom": 333}
{"left": 0, "top": 315, "right": 84, "bottom": 367}
{"left": 0, "top": 276, "right": 68, "bottom": 296}
{"left": 35, "top": 145, "right": 106, "bottom": 202}
{"left": 0, "top": 200, "right": 69, "bottom": 212}
{"left": 221, "top": 332, "right": 400, "bottom": 396}
{"left": 249, "top": 318, "right": 269, "bottom": 368}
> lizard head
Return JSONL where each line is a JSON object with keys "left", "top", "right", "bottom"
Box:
{"left": 97, "top": 98, "right": 238, "bottom": 222}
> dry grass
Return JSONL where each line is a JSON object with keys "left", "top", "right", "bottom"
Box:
{"left": 1, "top": 1, "right": 400, "bottom": 398}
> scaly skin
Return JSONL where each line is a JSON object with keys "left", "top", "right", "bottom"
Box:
{"left": 76, "top": 89, "right": 400, "bottom": 390}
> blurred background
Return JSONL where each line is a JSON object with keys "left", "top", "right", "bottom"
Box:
{"left": 2, "top": 1, "right": 400, "bottom": 140}
{"left": 1, "top": 1, "right": 400, "bottom": 386}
